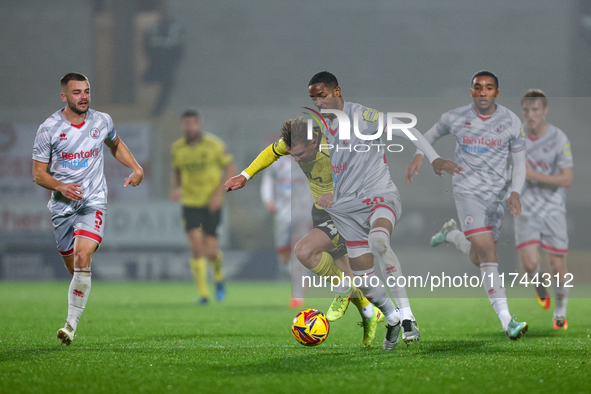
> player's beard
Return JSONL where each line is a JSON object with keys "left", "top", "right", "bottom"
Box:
{"left": 67, "top": 98, "right": 89, "bottom": 116}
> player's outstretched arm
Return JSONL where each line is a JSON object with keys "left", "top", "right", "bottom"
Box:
{"left": 401, "top": 124, "right": 463, "bottom": 182}
{"left": 32, "top": 160, "right": 84, "bottom": 200}
{"left": 526, "top": 162, "right": 573, "bottom": 187}
{"left": 105, "top": 136, "right": 144, "bottom": 187}
{"left": 225, "top": 140, "right": 288, "bottom": 192}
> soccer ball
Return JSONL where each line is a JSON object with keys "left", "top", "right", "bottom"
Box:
{"left": 291, "top": 308, "right": 330, "bottom": 346}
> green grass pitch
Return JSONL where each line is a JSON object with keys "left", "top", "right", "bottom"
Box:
{"left": 1, "top": 281, "right": 590, "bottom": 393}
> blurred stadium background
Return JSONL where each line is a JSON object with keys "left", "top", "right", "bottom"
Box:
{"left": 1, "top": 0, "right": 590, "bottom": 291}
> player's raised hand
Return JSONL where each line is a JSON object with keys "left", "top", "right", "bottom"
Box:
{"left": 507, "top": 191, "right": 521, "bottom": 218}
{"left": 124, "top": 167, "right": 144, "bottom": 187}
{"left": 315, "top": 193, "right": 333, "bottom": 209}
{"left": 56, "top": 183, "right": 84, "bottom": 201}
{"left": 225, "top": 174, "right": 247, "bottom": 192}
{"left": 406, "top": 154, "right": 424, "bottom": 184}
{"left": 431, "top": 158, "right": 463, "bottom": 179}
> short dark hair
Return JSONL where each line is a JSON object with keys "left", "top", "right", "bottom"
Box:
{"left": 60, "top": 72, "right": 88, "bottom": 89}
{"left": 181, "top": 109, "right": 199, "bottom": 119}
{"left": 280, "top": 117, "right": 318, "bottom": 148}
{"left": 521, "top": 89, "right": 547, "bottom": 107}
{"left": 471, "top": 70, "right": 499, "bottom": 89}
{"left": 308, "top": 71, "right": 339, "bottom": 89}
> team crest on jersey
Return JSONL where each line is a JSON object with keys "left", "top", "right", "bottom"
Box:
{"left": 494, "top": 123, "right": 504, "bottom": 133}
{"left": 363, "top": 109, "right": 379, "bottom": 123}
{"left": 464, "top": 216, "right": 474, "bottom": 226}
{"left": 562, "top": 143, "right": 571, "bottom": 156}
{"left": 315, "top": 162, "right": 322, "bottom": 172}
{"left": 90, "top": 128, "right": 100, "bottom": 139}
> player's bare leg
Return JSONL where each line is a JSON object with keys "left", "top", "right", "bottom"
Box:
{"left": 62, "top": 254, "right": 75, "bottom": 276}
{"left": 369, "top": 216, "right": 419, "bottom": 345}
{"left": 294, "top": 230, "right": 371, "bottom": 322}
{"left": 548, "top": 253, "right": 569, "bottom": 329}
{"left": 468, "top": 233, "right": 527, "bottom": 339}
{"left": 58, "top": 236, "right": 96, "bottom": 346}
{"left": 187, "top": 228, "right": 209, "bottom": 304}
{"left": 519, "top": 246, "right": 549, "bottom": 309}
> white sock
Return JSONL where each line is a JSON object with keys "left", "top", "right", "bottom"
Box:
{"left": 359, "top": 303, "right": 374, "bottom": 320}
{"left": 553, "top": 280, "right": 570, "bottom": 318}
{"left": 446, "top": 229, "right": 471, "bottom": 256}
{"left": 369, "top": 227, "right": 414, "bottom": 320}
{"left": 351, "top": 267, "right": 400, "bottom": 326}
{"left": 334, "top": 277, "right": 351, "bottom": 294}
{"left": 290, "top": 254, "right": 305, "bottom": 299}
{"left": 480, "top": 262, "right": 511, "bottom": 330}
{"left": 67, "top": 268, "right": 92, "bottom": 331}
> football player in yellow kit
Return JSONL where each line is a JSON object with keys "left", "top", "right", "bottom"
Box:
{"left": 225, "top": 118, "right": 385, "bottom": 348}
{"left": 171, "top": 110, "right": 236, "bottom": 304}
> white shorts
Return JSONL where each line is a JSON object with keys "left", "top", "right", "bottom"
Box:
{"left": 51, "top": 204, "right": 106, "bottom": 256}
{"left": 326, "top": 191, "right": 401, "bottom": 259}
{"left": 454, "top": 194, "right": 504, "bottom": 241}
{"left": 514, "top": 211, "right": 568, "bottom": 255}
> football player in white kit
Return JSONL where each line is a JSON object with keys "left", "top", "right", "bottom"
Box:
{"left": 32, "top": 73, "right": 144, "bottom": 345}
{"left": 407, "top": 71, "right": 529, "bottom": 340}
{"left": 515, "top": 90, "right": 573, "bottom": 330}
{"left": 307, "top": 71, "right": 463, "bottom": 350}
{"left": 260, "top": 155, "right": 313, "bottom": 308}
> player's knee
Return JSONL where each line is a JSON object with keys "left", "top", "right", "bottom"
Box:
{"left": 368, "top": 230, "right": 389, "bottom": 256}
{"left": 294, "top": 239, "right": 314, "bottom": 267}
{"left": 73, "top": 250, "right": 92, "bottom": 268}
{"left": 521, "top": 257, "right": 538, "bottom": 273}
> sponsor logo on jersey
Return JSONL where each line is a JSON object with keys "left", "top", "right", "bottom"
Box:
{"left": 464, "top": 216, "right": 474, "bottom": 226}
{"left": 90, "top": 128, "right": 100, "bottom": 139}
{"left": 62, "top": 148, "right": 99, "bottom": 161}
{"left": 464, "top": 121, "right": 471, "bottom": 129}
{"left": 61, "top": 148, "right": 99, "bottom": 169}
{"left": 59, "top": 133, "right": 67, "bottom": 141}
{"left": 331, "top": 162, "right": 347, "bottom": 183}
{"left": 562, "top": 143, "right": 571, "bottom": 156}
{"left": 461, "top": 136, "right": 502, "bottom": 154}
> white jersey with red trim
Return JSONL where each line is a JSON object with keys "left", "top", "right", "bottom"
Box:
{"left": 323, "top": 101, "right": 398, "bottom": 205}
{"left": 520, "top": 123, "right": 572, "bottom": 217}
{"left": 32, "top": 108, "right": 118, "bottom": 214}
{"left": 435, "top": 103, "right": 526, "bottom": 201}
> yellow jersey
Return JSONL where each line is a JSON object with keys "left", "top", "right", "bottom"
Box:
{"left": 171, "top": 133, "right": 233, "bottom": 207}
{"left": 244, "top": 134, "right": 332, "bottom": 209}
